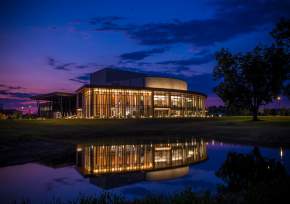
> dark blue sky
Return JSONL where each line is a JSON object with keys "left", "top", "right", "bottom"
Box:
{"left": 1, "top": 0, "right": 290, "bottom": 110}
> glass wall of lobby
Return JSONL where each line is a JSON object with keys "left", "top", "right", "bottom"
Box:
{"left": 153, "top": 91, "right": 205, "bottom": 117}
{"left": 79, "top": 88, "right": 206, "bottom": 118}
{"left": 80, "top": 88, "right": 152, "bottom": 118}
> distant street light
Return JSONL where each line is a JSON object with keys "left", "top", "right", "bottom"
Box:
{"left": 277, "top": 96, "right": 281, "bottom": 115}
{"left": 280, "top": 147, "right": 284, "bottom": 160}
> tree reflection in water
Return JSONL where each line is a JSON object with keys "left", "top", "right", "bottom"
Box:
{"left": 216, "top": 147, "right": 290, "bottom": 203}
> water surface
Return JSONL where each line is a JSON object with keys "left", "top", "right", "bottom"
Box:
{"left": 0, "top": 138, "right": 289, "bottom": 203}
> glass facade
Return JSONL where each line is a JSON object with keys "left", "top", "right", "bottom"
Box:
{"left": 76, "top": 139, "right": 207, "bottom": 175}
{"left": 78, "top": 87, "right": 206, "bottom": 119}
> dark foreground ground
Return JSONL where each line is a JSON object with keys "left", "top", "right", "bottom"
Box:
{"left": 0, "top": 116, "right": 289, "bottom": 167}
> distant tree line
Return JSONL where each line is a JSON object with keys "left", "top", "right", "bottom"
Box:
{"left": 207, "top": 105, "right": 250, "bottom": 116}
{"left": 0, "top": 109, "right": 22, "bottom": 119}
{"left": 0, "top": 109, "right": 38, "bottom": 120}
{"left": 207, "top": 105, "right": 290, "bottom": 116}
{"left": 262, "top": 108, "right": 290, "bottom": 116}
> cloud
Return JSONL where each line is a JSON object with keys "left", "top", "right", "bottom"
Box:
{"left": 91, "top": 1, "right": 290, "bottom": 46}
{"left": 69, "top": 73, "right": 91, "bottom": 84}
{"left": 75, "top": 65, "right": 88, "bottom": 69}
{"left": 47, "top": 57, "right": 75, "bottom": 71}
{"left": 136, "top": 62, "right": 153, "bottom": 66}
{"left": 90, "top": 16, "right": 124, "bottom": 25}
{"left": 157, "top": 54, "right": 213, "bottom": 66}
{"left": 0, "top": 84, "right": 37, "bottom": 109}
{"left": 0, "top": 90, "right": 35, "bottom": 99}
{"left": 120, "top": 47, "right": 167, "bottom": 61}
{"left": 173, "top": 66, "right": 192, "bottom": 73}
{"left": 91, "top": 16, "right": 131, "bottom": 32}
{"left": 69, "top": 78, "right": 87, "bottom": 84}
{"left": 47, "top": 57, "right": 56, "bottom": 66}
{"left": 12, "top": 92, "right": 35, "bottom": 98}
{"left": 0, "top": 90, "right": 8, "bottom": 95}
{"left": 0, "top": 84, "right": 24, "bottom": 90}
{"left": 55, "top": 63, "right": 75, "bottom": 71}
{"left": 47, "top": 57, "right": 103, "bottom": 71}
{"left": 0, "top": 84, "right": 33, "bottom": 100}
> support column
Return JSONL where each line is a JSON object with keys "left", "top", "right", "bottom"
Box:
{"left": 152, "top": 91, "right": 155, "bottom": 118}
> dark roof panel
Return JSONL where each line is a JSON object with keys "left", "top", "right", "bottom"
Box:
{"left": 31, "top": 92, "right": 75, "bottom": 100}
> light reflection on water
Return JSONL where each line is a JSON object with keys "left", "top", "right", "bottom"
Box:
{"left": 75, "top": 139, "right": 207, "bottom": 189}
{"left": 0, "top": 138, "right": 289, "bottom": 203}
{"left": 76, "top": 139, "right": 206, "bottom": 177}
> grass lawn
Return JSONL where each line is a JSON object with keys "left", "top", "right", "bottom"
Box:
{"left": 0, "top": 116, "right": 289, "bottom": 166}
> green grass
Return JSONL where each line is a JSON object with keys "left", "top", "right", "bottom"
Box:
{"left": 0, "top": 116, "right": 289, "bottom": 166}
{"left": 1, "top": 116, "right": 289, "bottom": 142}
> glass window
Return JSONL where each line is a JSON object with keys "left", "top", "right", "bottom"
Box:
{"left": 171, "top": 95, "right": 182, "bottom": 108}
{"left": 154, "top": 91, "right": 169, "bottom": 107}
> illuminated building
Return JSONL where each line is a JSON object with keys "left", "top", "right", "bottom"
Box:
{"left": 76, "top": 68, "right": 207, "bottom": 118}
{"left": 32, "top": 68, "right": 207, "bottom": 118}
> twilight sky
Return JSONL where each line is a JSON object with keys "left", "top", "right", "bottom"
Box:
{"left": 1, "top": 0, "right": 290, "bottom": 111}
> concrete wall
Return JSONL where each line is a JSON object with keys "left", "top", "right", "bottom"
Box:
{"left": 90, "top": 68, "right": 146, "bottom": 86}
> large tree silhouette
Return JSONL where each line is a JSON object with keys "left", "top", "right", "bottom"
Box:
{"left": 271, "top": 18, "right": 290, "bottom": 98}
{"left": 213, "top": 20, "right": 290, "bottom": 121}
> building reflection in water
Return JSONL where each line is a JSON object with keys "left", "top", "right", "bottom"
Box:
{"left": 76, "top": 138, "right": 207, "bottom": 188}
{"left": 76, "top": 139, "right": 207, "bottom": 176}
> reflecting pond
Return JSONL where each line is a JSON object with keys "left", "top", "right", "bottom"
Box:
{"left": 0, "top": 138, "right": 289, "bottom": 203}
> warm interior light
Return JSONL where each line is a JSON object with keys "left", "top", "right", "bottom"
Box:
{"left": 155, "top": 147, "right": 172, "bottom": 151}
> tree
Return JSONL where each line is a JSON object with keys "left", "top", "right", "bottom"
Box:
{"left": 271, "top": 18, "right": 290, "bottom": 98}
{"left": 216, "top": 147, "right": 287, "bottom": 192}
{"left": 271, "top": 18, "right": 290, "bottom": 51}
{"left": 213, "top": 46, "right": 288, "bottom": 120}
{"left": 213, "top": 19, "right": 290, "bottom": 121}
{"left": 216, "top": 148, "right": 290, "bottom": 204}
